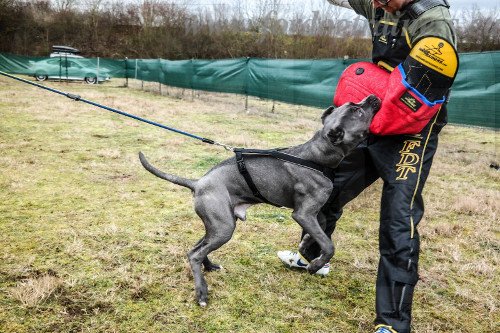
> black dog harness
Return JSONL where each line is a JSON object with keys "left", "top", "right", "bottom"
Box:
{"left": 234, "top": 148, "right": 336, "bottom": 206}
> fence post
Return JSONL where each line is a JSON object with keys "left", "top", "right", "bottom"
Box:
{"left": 244, "top": 57, "right": 250, "bottom": 112}
{"left": 58, "top": 55, "right": 62, "bottom": 83}
{"left": 161, "top": 58, "right": 168, "bottom": 96}
{"left": 124, "top": 57, "right": 128, "bottom": 87}
{"left": 65, "top": 55, "right": 68, "bottom": 84}
{"left": 97, "top": 57, "right": 100, "bottom": 84}
{"left": 158, "top": 58, "right": 162, "bottom": 95}
{"left": 191, "top": 58, "right": 195, "bottom": 101}
{"left": 141, "top": 60, "right": 144, "bottom": 90}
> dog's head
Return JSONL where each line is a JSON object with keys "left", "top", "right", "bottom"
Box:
{"left": 320, "top": 94, "right": 381, "bottom": 151}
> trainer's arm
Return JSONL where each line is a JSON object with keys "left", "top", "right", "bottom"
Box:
{"left": 326, "top": 0, "right": 353, "bottom": 9}
{"left": 327, "top": 0, "right": 374, "bottom": 19}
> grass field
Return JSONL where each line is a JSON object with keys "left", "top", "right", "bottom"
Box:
{"left": 0, "top": 76, "right": 498, "bottom": 332}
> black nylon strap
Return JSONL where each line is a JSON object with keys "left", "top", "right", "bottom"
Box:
{"left": 405, "top": 0, "right": 450, "bottom": 20}
{"left": 234, "top": 148, "right": 336, "bottom": 206}
{"left": 236, "top": 148, "right": 335, "bottom": 177}
{"left": 375, "top": 8, "right": 384, "bottom": 21}
{"left": 235, "top": 149, "right": 274, "bottom": 205}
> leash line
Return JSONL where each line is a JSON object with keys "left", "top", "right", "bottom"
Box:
{"left": 0, "top": 70, "right": 234, "bottom": 150}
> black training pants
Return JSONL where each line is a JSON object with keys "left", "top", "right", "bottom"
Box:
{"left": 301, "top": 111, "right": 446, "bottom": 333}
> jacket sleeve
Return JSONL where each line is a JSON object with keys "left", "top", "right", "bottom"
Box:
{"left": 409, "top": 7, "right": 457, "bottom": 46}
{"left": 326, "top": 0, "right": 353, "bottom": 9}
{"left": 345, "top": 0, "right": 374, "bottom": 18}
{"left": 369, "top": 36, "right": 459, "bottom": 135}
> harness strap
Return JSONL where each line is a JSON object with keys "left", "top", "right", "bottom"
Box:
{"left": 234, "top": 148, "right": 336, "bottom": 206}
{"left": 404, "top": 0, "right": 450, "bottom": 20}
{"left": 372, "top": 0, "right": 450, "bottom": 44}
{"left": 235, "top": 149, "right": 274, "bottom": 205}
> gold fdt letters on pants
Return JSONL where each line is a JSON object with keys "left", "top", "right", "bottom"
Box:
{"left": 396, "top": 140, "right": 421, "bottom": 180}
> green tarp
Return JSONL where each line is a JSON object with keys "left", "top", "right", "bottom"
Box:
{"left": 1, "top": 52, "right": 498, "bottom": 129}
{"left": 447, "top": 52, "right": 499, "bottom": 128}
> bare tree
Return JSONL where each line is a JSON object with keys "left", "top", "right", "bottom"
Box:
{"left": 0, "top": 0, "right": 496, "bottom": 59}
{"left": 53, "top": 0, "right": 79, "bottom": 12}
{"left": 456, "top": 6, "right": 499, "bottom": 52}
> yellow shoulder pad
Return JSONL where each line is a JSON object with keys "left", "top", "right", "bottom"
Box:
{"left": 409, "top": 37, "right": 458, "bottom": 78}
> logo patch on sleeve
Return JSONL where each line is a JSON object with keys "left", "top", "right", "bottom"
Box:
{"left": 400, "top": 91, "right": 422, "bottom": 112}
{"left": 409, "top": 37, "right": 458, "bottom": 78}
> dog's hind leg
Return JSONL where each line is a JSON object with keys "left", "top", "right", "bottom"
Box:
{"left": 188, "top": 195, "right": 236, "bottom": 306}
{"left": 203, "top": 257, "right": 222, "bottom": 272}
{"left": 193, "top": 237, "right": 223, "bottom": 272}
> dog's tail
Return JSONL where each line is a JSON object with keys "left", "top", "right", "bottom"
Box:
{"left": 139, "top": 152, "right": 197, "bottom": 191}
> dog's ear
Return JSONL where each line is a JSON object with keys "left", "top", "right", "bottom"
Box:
{"left": 321, "top": 106, "right": 336, "bottom": 124}
{"left": 328, "top": 127, "right": 344, "bottom": 145}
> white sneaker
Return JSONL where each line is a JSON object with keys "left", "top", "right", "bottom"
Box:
{"left": 374, "top": 325, "right": 398, "bottom": 333}
{"left": 277, "top": 250, "right": 330, "bottom": 276}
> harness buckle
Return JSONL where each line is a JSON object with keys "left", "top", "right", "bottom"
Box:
{"left": 237, "top": 159, "right": 247, "bottom": 173}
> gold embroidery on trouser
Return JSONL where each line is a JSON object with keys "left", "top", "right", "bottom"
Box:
{"left": 408, "top": 108, "right": 443, "bottom": 238}
{"left": 396, "top": 140, "right": 421, "bottom": 181}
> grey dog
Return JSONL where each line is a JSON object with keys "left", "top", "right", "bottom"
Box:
{"left": 139, "top": 94, "right": 381, "bottom": 306}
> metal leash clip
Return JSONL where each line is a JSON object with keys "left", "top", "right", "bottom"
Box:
{"left": 212, "top": 141, "right": 236, "bottom": 152}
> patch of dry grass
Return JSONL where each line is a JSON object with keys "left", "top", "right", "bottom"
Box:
{"left": 8, "top": 274, "right": 62, "bottom": 307}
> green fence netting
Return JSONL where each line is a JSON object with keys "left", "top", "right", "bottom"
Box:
{"left": 1, "top": 52, "right": 498, "bottom": 129}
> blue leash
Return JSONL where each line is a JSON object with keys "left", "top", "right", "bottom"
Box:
{"left": 0, "top": 71, "right": 235, "bottom": 151}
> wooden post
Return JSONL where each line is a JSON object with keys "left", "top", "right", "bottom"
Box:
{"left": 124, "top": 57, "right": 128, "bottom": 87}
{"left": 158, "top": 58, "right": 162, "bottom": 95}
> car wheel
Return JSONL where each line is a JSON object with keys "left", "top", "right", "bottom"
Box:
{"left": 84, "top": 76, "right": 97, "bottom": 84}
{"left": 35, "top": 74, "right": 48, "bottom": 81}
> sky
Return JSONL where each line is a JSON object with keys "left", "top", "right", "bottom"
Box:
{"left": 116, "top": 0, "right": 497, "bottom": 10}
{"left": 446, "top": 0, "right": 496, "bottom": 9}
{"left": 108, "top": 0, "right": 497, "bottom": 30}
{"left": 127, "top": 0, "right": 498, "bottom": 21}
{"left": 189, "top": 0, "right": 491, "bottom": 10}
